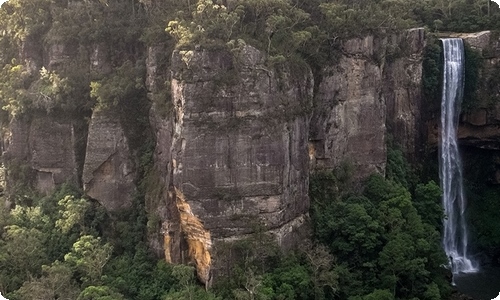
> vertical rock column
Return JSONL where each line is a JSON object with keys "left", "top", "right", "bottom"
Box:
{"left": 82, "top": 110, "right": 136, "bottom": 212}
{"left": 384, "top": 28, "right": 426, "bottom": 160}
{"left": 3, "top": 115, "right": 79, "bottom": 195}
{"left": 310, "top": 36, "right": 387, "bottom": 178}
{"left": 148, "top": 44, "right": 312, "bottom": 282}
{"left": 169, "top": 45, "right": 311, "bottom": 241}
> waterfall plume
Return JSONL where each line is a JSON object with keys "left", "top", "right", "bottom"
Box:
{"left": 439, "top": 38, "right": 478, "bottom": 275}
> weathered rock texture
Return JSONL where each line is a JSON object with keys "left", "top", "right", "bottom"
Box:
{"left": 3, "top": 115, "right": 79, "bottom": 195}
{"left": 146, "top": 44, "right": 313, "bottom": 283}
{"left": 310, "top": 28, "right": 426, "bottom": 178}
{"left": 384, "top": 28, "right": 426, "bottom": 160}
{"left": 174, "top": 188, "right": 212, "bottom": 285}
{"left": 82, "top": 110, "right": 136, "bottom": 212}
{"left": 459, "top": 31, "right": 500, "bottom": 149}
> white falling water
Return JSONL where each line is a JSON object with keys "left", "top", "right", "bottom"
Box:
{"left": 440, "top": 38, "right": 478, "bottom": 274}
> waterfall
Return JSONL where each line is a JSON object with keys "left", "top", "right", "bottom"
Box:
{"left": 439, "top": 38, "right": 478, "bottom": 274}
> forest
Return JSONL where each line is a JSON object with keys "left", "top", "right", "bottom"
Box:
{"left": 0, "top": 0, "right": 499, "bottom": 299}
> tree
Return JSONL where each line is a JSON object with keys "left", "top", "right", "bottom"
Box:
{"left": 414, "top": 181, "right": 443, "bottom": 229}
{"left": 64, "top": 235, "right": 113, "bottom": 285}
{"left": 16, "top": 261, "right": 80, "bottom": 300}
{"left": 56, "top": 195, "right": 90, "bottom": 234}
{"left": 304, "top": 244, "right": 338, "bottom": 300}
{"left": 164, "top": 265, "right": 221, "bottom": 300}
{"left": 0, "top": 225, "right": 49, "bottom": 291}
{"left": 77, "top": 285, "right": 125, "bottom": 300}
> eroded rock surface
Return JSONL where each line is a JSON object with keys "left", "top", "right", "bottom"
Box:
{"left": 82, "top": 110, "right": 136, "bottom": 211}
{"left": 310, "top": 35, "right": 386, "bottom": 179}
{"left": 145, "top": 44, "right": 313, "bottom": 281}
{"left": 168, "top": 45, "right": 312, "bottom": 241}
{"left": 311, "top": 29, "right": 427, "bottom": 178}
{"left": 3, "top": 115, "right": 78, "bottom": 195}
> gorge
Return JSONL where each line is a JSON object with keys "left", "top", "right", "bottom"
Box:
{"left": 1, "top": 0, "right": 500, "bottom": 298}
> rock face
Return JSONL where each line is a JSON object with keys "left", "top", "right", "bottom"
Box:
{"left": 310, "top": 35, "right": 387, "bottom": 178}
{"left": 82, "top": 110, "right": 136, "bottom": 212}
{"left": 310, "top": 28, "right": 426, "bottom": 178}
{"left": 168, "top": 45, "right": 311, "bottom": 239}
{"left": 1, "top": 27, "right": 436, "bottom": 282}
{"left": 384, "top": 28, "right": 426, "bottom": 160}
{"left": 459, "top": 31, "right": 500, "bottom": 149}
{"left": 3, "top": 115, "right": 79, "bottom": 195}
{"left": 145, "top": 44, "right": 313, "bottom": 283}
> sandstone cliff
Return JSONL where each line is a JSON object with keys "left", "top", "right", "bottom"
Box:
{"left": 145, "top": 45, "right": 312, "bottom": 281}
{"left": 1, "top": 27, "right": 434, "bottom": 283}
{"left": 310, "top": 28, "right": 426, "bottom": 178}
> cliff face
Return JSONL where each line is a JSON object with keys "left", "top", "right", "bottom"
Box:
{"left": 427, "top": 31, "right": 500, "bottom": 149}
{"left": 424, "top": 31, "right": 500, "bottom": 182}
{"left": 310, "top": 28, "right": 426, "bottom": 178}
{"left": 4, "top": 114, "right": 79, "bottom": 194}
{"left": 2, "top": 28, "right": 429, "bottom": 282}
{"left": 146, "top": 45, "right": 312, "bottom": 279}
{"left": 458, "top": 31, "right": 500, "bottom": 149}
{"left": 82, "top": 110, "right": 136, "bottom": 212}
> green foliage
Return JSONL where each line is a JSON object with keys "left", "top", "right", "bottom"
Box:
{"left": 64, "top": 235, "right": 113, "bottom": 285}
{"left": 212, "top": 233, "right": 338, "bottom": 300}
{"left": 103, "top": 251, "right": 175, "bottom": 300}
{"left": 386, "top": 141, "right": 418, "bottom": 190}
{"left": 319, "top": 0, "right": 415, "bottom": 39}
{"left": 166, "top": 0, "right": 242, "bottom": 48}
{"left": 0, "top": 0, "right": 51, "bottom": 43}
{"left": 56, "top": 195, "right": 90, "bottom": 234}
{"left": 356, "top": 289, "right": 394, "bottom": 300}
{"left": 29, "top": 67, "right": 74, "bottom": 113}
{"left": 413, "top": 181, "right": 443, "bottom": 229}
{"left": 90, "top": 61, "right": 145, "bottom": 111}
{"left": 0, "top": 62, "right": 31, "bottom": 117}
{"left": 16, "top": 261, "right": 80, "bottom": 300}
{"left": 422, "top": 37, "right": 442, "bottom": 110}
{"left": 165, "top": 0, "right": 314, "bottom": 63}
{"left": 0, "top": 225, "right": 49, "bottom": 292}
{"left": 462, "top": 44, "right": 482, "bottom": 111}
{"left": 78, "top": 285, "right": 125, "bottom": 300}
{"left": 310, "top": 169, "right": 448, "bottom": 299}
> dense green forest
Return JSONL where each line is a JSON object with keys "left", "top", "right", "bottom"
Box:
{"left": 0, "top": 0, "right": 499, "bottom": 299}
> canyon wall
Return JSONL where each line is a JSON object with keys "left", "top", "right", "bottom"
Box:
{"left": 310, "top": 28, "right": 426, "bottom": 178}
{"left": 2, "top": 28, "right": 434, "bottom": 282}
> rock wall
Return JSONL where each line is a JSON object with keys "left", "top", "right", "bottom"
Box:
{"left": 384, "top": 28, "right": 426, "bottom": 160}
{"left": 2, "top": 27, "right": 431, "bottom": 282}
{"left": 310, "top": 28, "right": 426, "bottom": 178}
{"left": 3, "top": 115, "right": 79, "bottom": 195}
{"left": 427, "top": 31, "right": 500, "bottom": 148}
{"left": 145, "top": 45, "right": 312, "bottom": 280}
{"left": 82, "top": 109, "right": 136, "bottom": 212}
{"left": 458, "top": 31, "right": 500, "bottom": 149}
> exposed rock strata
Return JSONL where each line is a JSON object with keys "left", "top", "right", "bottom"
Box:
{"left": 384, "top": 28, "right": 426, "bottom": 160}
{"left": 146, "top": 44, "right": 313, "bottom": 280}
{"left": 3, "top": 115, "right": 79, "bottom": 195}
{"left": 310, "top": 28, "right": 426, "bottom": 178}
{"left": 82, "top": 110, "right": 136, "bottom": 212}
